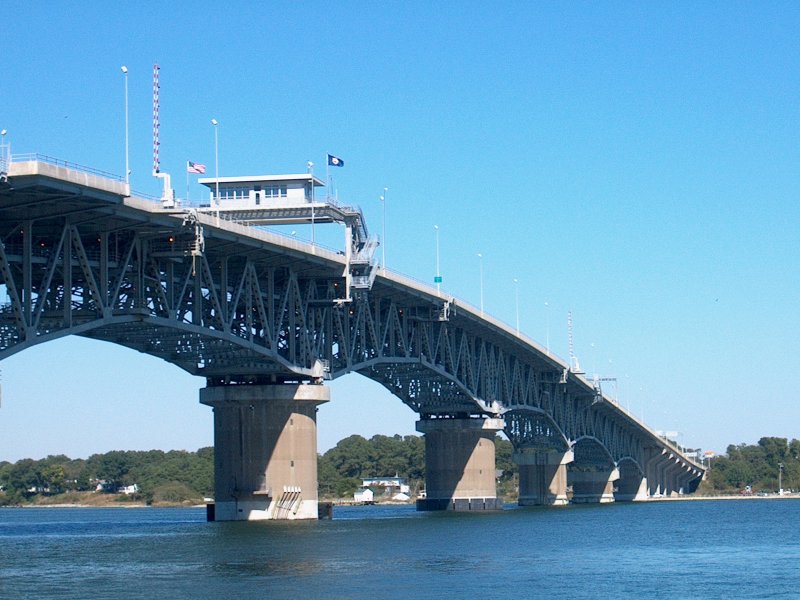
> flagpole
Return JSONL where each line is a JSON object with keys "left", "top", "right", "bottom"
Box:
{"left": 186, "top": 161, "right": 189, "bottom": 205}
{"left": 326, "top": 154, "right": 330, "bottom": 201}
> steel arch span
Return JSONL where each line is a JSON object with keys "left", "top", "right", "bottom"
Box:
{"left": 0, "top": 159, "right": 705, "bottom": 495}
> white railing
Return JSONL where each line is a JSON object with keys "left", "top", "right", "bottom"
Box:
{"left": 0, "top": 145, "right": 9, "bottom": 177}
{"left": 10, "top": 153, "right": 124, "bottom": 181}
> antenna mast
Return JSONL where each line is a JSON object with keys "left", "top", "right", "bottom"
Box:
{"left": 568, "top": 310, "right": 583, "bottom": 373}
{"left": 152, "top": 64, "right": 175, "bottom": 208}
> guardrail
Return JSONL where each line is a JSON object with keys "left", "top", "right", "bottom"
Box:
{"left": 11, "top": 153, "right": 124, "bottom": 182}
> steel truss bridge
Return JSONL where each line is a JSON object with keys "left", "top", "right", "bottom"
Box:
{"left": 0, "top": 157, "right": 704, "bottom": 497}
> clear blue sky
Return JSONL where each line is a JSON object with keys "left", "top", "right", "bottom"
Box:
{"left": 1, "top": 2, "right": 798, "bottom": 462}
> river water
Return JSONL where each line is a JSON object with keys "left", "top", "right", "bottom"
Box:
{"left": 1, "top": 499, "right": 799, "bottom": 599}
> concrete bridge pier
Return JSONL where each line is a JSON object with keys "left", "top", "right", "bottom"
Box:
{"left": 569, "top": 467, "right": 620, "bottom": 503}
{"left": 663, "top": 462, "right": 687, "bottom": 497}
{"left": 644, "top": 450, "right": 671, "bottom": 497}
{"left": 515, "top": 449, "right": 573, "bottom": 506}
{"left": 200, "top": 383, "right": 329, "bottom": 521}
{"left": 615, "top": 461, "right": 649, "bottom": 502}
{"left": 416, "top": 417, "right": 505, "bottom": 511}
{"left": 676, "top": 466, "right": 700, "bottom": 495}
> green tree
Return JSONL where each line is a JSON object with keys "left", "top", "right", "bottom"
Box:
{"left": 317, "top": 455, "right": 342, "bottom": 498}
{"left": 325, "top": 435, "right": 373, "bottom": 478}
{"left": 401, "top": 435, "right": 425, "bottom": 481}
{"left": 151, "top": 482, "right": 200, "bottom": 504}
{"left": 87, "top": 451, "right": 136, "bottom": 491}
{"left": 705, "top": 438, "right": 800, "bottom": 492}
{"left": 334, "top": 477, "right": 362, "bottom": 498}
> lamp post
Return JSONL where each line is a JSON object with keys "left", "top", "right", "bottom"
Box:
{"left": 211, "top": 119, "right": 219, "bottom": 222}
{"left": 434, "top": 225, "right": 441, "bottom": 295}
{"left": 0, "top": 129, "right": 8, "bottom": 177}
{"left": 477, "top": 252, "right": 484, "bottom": 316}
{"left": 121, "top": 66, "right": 129, "bottom": 186}
{"left": 308, "top": 161, "right": 315, "bottom": 246}
{"left": 513, "top": 278, "right": 520, "bottom": 335}
{"left": 545, "top": 300, "right": 550, "bottom": 355}
{"left": 380, "top": 187, "right": 387, "bottom": 275}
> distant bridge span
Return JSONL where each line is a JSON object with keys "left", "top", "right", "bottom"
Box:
{"left": 0, "top": 157, "right": 704, "bottom": 519}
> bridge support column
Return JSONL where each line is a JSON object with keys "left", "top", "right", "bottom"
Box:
{"left": 678, "top": 467, "right": 702, "bottom": 495}
{"left": 663, "top": 462, "right": 685, "bottom": 497}
{"left": 514, "top": 449, "right": 573, "bottom": 506}
{"left": 645, "top": 450, "right": 671, "bottom": 497}
{"left": 416, "top": 417, "right": 505, "bottom": 511}
{"left": 569, "top": 467, "right": 620, "bottom": 503}
{"left": 200, "top": 383, "right": 329, "bottom": 521}
{"left": 615, "top": 462, "right": 648, "bottom": 502}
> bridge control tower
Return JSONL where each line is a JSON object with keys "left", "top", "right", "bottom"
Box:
{"left": 197, "top": 173, "right": 379, "bottom": 298}
{"left": 197, "top": 173, "right": 326, "bottom": 222}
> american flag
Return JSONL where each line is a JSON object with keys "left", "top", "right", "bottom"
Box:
{"left": 187, "top": 161, "right": 206, "bottom": 174}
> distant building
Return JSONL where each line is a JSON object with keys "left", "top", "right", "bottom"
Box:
{"left": 361, "top": 477, "right": 410, "bottom": 496}
{"left": 353, "top": 477, "right": 413, "bottom": 503}
{"left": 353, "top": 488, "right": 374, "bottom": 503}
{"left": 94, "top": 481, "right": 139, "bottom": 494}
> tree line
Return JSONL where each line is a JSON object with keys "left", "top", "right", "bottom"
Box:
{"left": 317, "top": 434, "right": 517, "bottom": 498}
{"left": 0, "top": 448, "right": 214, "bottom": 505}
{"left": 0, "top": 434, "right": 519, "bottom": 504}
{"left": 3, "top": 434, "right": 794, "bottom": 505}
{"left": 702, "top": 437, "right": 800, "bottom": 493}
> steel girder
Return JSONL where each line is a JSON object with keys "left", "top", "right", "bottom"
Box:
{"left": 0, "top": 168, "right": 704, "bottom": 486}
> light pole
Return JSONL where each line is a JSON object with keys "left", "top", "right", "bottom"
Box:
{"left": 513, "top": 278, "right": 520, "bottom": 335}
{"left": 308, "top": 161, "right": 315, "bottom": 246}
{"left": 121, "top": 66, "right": 129, "bottom": 186}
{"left": 380, "top": 187, "right": 387, "bottom": 275}
{"left": 211, "top": 119, "right": 219, "bottom": 221}
{"left": 545, "top": 301, "right": 550, "bottom": 355}
{"left": 779, "top": 462, "right": 784, "bottom": 495}
{"left": 0, "top": 129, "right": 8, "bottom": 176}
{"left": 434, "top": 225, "right": 441, "bottom": 295}
{"left": 477, "top": 252, "right": 484, "bottom": 316}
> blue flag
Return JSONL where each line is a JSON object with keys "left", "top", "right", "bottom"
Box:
{"left": 327, "top": 154, "right": 344, "bottom": 167}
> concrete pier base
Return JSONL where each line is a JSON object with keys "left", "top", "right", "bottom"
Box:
{"left": 416, "top": 417, "right": 505, "bottom": 511}
{"left": 570, "top": 467, "right": 620, "bottom": 503}
{"left": 615, "top": 461, "right": 649, "bottom": 502}
{"left": 645, "top": 450, "right": 672, "bottom": 497}
{"left": 200, "top": 383, "right": 329, "bottom": 521}
{"left": 515, "top": 449, "right": 573, "bottom": 506}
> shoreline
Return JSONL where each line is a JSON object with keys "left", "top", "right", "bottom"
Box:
{"left": 645, "top": 493, "right": 800, "bottom": 502}
{"left": 3, "top": 494, "right": 799, "bottom": 509}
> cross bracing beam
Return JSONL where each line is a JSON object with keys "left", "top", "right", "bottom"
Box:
{"left": 0, "top": 162, "right": 705, "bottom": 489}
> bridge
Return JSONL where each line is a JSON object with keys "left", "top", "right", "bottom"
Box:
{"left": 0, "top": 154, "right": 704, "bottom": 520}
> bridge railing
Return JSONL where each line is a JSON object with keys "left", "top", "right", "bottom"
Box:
{"left": 378, "top": 265, "right": 563, "bottom": 364}
{"left": 0, "top": 143, "right": 9, "bottom": 178}
{"left": 190, "top": 210, "right": 346, "bottom": 260}
{"left": 375, "top": 265, "right": 698, "bottom": 460}
{"left": 11, "top": 153, "right": 124, "bottom": 182}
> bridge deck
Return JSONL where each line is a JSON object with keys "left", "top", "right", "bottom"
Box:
{"left": 0, "top": 159, "right": 705, "bottom": 484}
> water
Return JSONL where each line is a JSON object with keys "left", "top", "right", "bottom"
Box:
{"left": 1, "top": 500, "right": 799, "bottom": 599}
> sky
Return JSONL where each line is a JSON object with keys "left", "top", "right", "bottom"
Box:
{"left": 1, "top": 2, "right": 798, "bottom": 462}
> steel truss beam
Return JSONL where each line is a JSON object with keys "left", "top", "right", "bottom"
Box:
{"left": 0, "top": 173, "right": 704, "bottom": 487}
